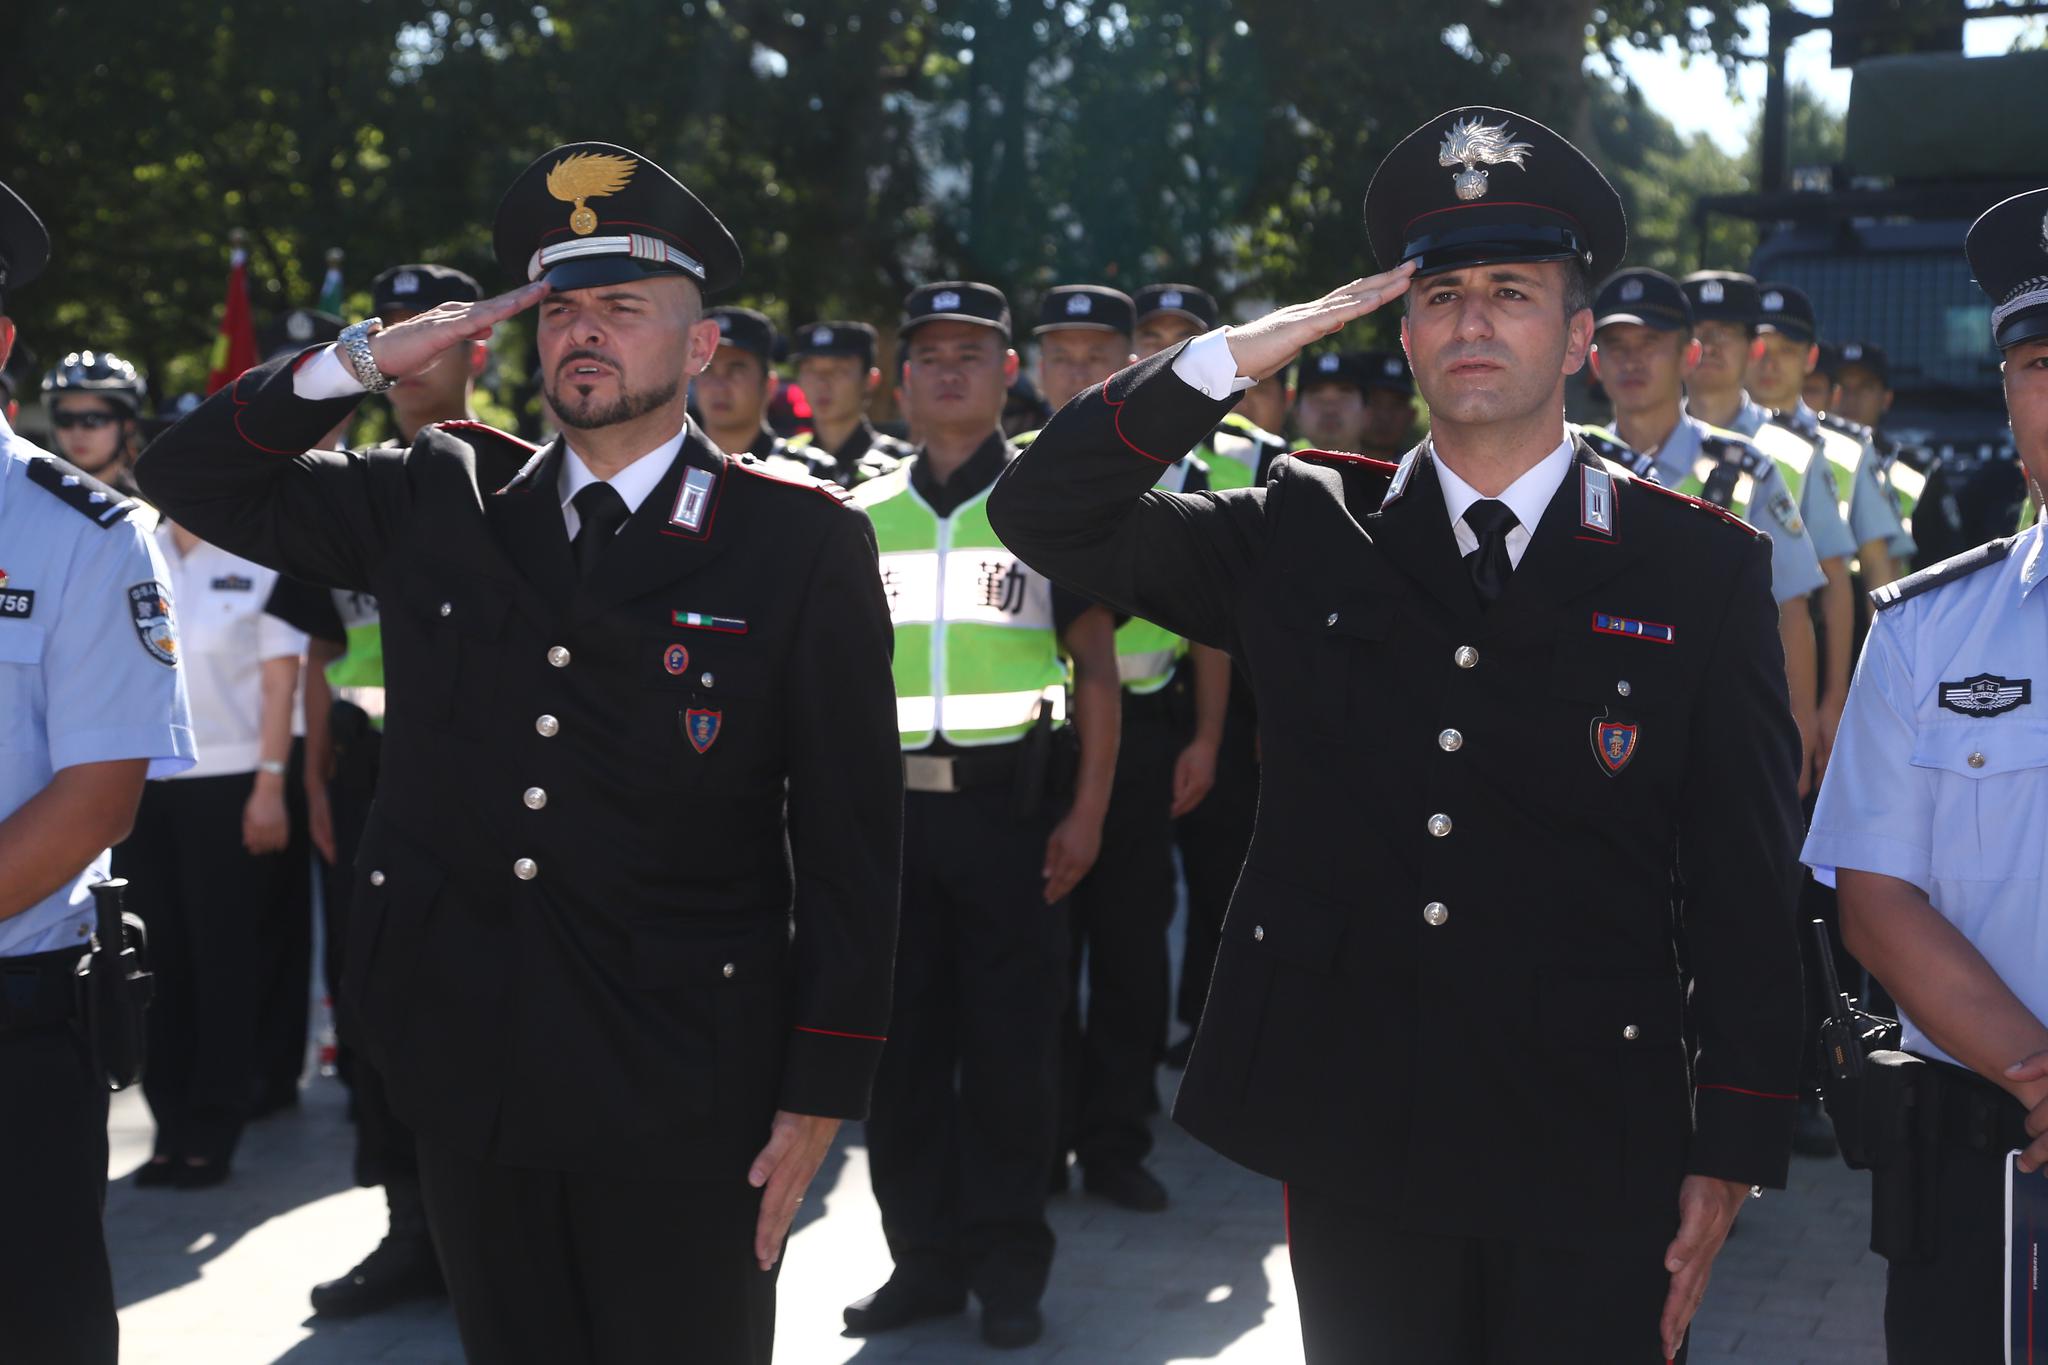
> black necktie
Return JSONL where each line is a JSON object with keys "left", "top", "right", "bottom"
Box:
{"left": 1463, "top": 498, "right": 1518, "bottom": 607}
{"left": 570, "top": 481, "right": 631, "bottom": 578}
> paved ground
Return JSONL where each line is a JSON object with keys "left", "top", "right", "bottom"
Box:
{"left": 106, "top": 1066, "right": 1886, "bottom": 1365}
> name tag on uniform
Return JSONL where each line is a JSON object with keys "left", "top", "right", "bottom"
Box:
{"left": 0, "top": 589, "right": 33, "bottom": 619}
{"left": 210, "top": 574, "right": 254, "bottom": 592}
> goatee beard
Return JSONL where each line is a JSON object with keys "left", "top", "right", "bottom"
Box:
{"left": 545, "top": 375, "right": 682, "bottom": 432}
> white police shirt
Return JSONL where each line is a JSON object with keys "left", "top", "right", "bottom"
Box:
{"left": 1802, "top": 526, "right": 2048, "bottom": 1066}
{"left": 0, "top": 412, "right": 195, "bottom": 958}
{"left": 1647, "top": 414, "right": 1828, "bottom": 605}
{"left": 152, "top": 523, "right": 306, "bottom": 778}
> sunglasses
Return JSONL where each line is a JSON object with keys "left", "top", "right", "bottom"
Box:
{"left": 52, "top": 410, "right": 122, "bottom": 431}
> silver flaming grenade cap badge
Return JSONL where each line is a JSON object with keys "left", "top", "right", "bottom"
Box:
{"left": 1438, "top": 116, "right": 1534, "bottom": 202}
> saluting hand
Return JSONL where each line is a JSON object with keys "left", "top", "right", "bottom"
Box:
{"left": 365, "top": 281, "right": 551, "bottom": 380}
{"left": 748, "top": 1110, "right": 841, "bottom": 1272}
{"left": 1221, "top": 262, "right": 1418, "bottom": 382}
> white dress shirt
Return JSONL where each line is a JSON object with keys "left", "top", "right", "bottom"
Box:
{"left": 1171, "top": 329, "right": 1571, "bottom": 566}
{"left": 292, "top": 342, "right": 686, "bottom": 538}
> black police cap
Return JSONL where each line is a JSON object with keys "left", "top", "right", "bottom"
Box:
{"left": 372, "top": 263, "right": 482, "bottom": 315}
{"left": 1811, "top": 341, "right": 1842, "bottom": 380}
{"left": 1967, "top": 187, "right": 2048, "bottom": 350}
{"left": 0, "top": 179, "right": 51, "bottom": 313}
{"left": 1680, "top": 271, "right": 1761, "bottom": 329}
{"left": 1133, "top": 283, "right": 1218, "bottom": 331}
{"left": 1756, "top": 284, "right": 1818, "bottom": 346}
{"left": 791, "top": 321, "right": 878, "bottom": 368}
{"left": 1300, "top": 350, "right": 1413, "bottom": 398}
{"left": 901, "top": 281, "right": 1011, "bottom": 341}
{"left": 1594, "top": 268, "right": 1691, "bottom": 333}
{"left": 1836, "top": 340, "right": 1891, "bottom": 385}
{"left": 1033, "top": 285, "right": 1135, "bottom": 337}
{"left": 708, "top": 306, "right": 777, "bottom": 362}
{"left": 1365, "top": 106, "right": 1625, "bottom": 281}
{"left": 260, "top": 309, "right": 346, "bottom": 361}
{"left": 493, "top": 141, "right": 742, "bottom": 295}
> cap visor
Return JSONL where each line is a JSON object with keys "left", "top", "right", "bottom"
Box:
{"left": 1594, "top": 310, "right": 1685, "bottom": 332}
{"left": 1137, "top": 308, "right": 1211, "bottom": 327}
{"left": 1031, "top": 321, "right": 1130, "bottom": 337}
{"left": 542, "top": 257, "right": 697, "bottom": 293}
{"left": 1754, "top": 320, "right": 1816, "bottom": 345}
{"left": 1998, "top": 308, "right": 2048, "bottom": 351}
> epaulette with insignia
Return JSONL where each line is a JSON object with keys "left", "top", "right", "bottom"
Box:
{"left": 1574, "top": 426, "right": 1657, "bottom": 478}
{"left": 24, "top": 455, "right": 137, "bottom": 528}
{"left": 1817, "top": 411, "right": 1873, "bottom": 443}
{"left": 1870, "top": 536, "right": 2015, "bottom": 613}
{"left": 1698, "top": 429, "right": 1767, "bottom": 477}
{"left": 1626, "top": 470, "right": 1764, "bottom": 537}
{"left": 730, "top": 452, "right": 855, "bottom": 506}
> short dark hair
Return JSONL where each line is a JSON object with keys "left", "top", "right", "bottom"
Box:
{"left": 1561, "top": 260, "right": 1594, "bottom": 320}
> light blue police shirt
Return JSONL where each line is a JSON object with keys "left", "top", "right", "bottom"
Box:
{"left": 1802, "top": 525, "right": 2048, "bottom": 1066}
{"left": 0, "top": 413, "right": 195, "bottom": 958}
{"left": 1647, "top": 414, "right": 1828, "bottom": 605}
{"left": 1726, "top": 395, "right": 1860, "bottom": 565}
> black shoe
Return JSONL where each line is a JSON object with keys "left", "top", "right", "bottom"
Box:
{"left": 980, "top": 1302, "right": 1045, "bottom": 1349}
{"left": 1792, "top": 1097, "right": 1839, "bottom": 1158}
{"left": 1082, "top": 1162, "right": 1168, "bottom": 1212}
{"left": 1162, "top": 1034, "right": 1195, "bottom": 1070}
{"left": 134, "top": 1156, "right": 179, "bottom": 1188}
{"left": 842, "top": 1279, "right": 966, "bottom": 1336}
{"left": 310, "top": 1232, "right": 446, "bottom": 1318}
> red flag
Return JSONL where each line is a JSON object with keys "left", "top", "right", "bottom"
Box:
{"left": 206, "top": 245, "right": 258, "bottom": 394}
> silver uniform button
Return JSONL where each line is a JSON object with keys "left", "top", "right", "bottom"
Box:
{"left": 1616, "top": 679, "right": 1632, "bottom": 698}
{"left": 536, "top": 714, "right": 560, "bottom": 738}
{"left": 700, "top": 672, "right": 715, "bottom": 688}
{"left": 438, "top": 601, "right": 453, "bottom": 618}
{"left": 1253, "top": 925, "right": 1265, "bottom": 942}
{"left": 722, "top": 962, "right": 736, "bottom": 979}
{"left": 1427, "top": 813, "right": 1452, "bottom": 838}
{"left": 368, "top": 870, "right": 386, "bottom": 887}
{"left": 547, "top": 646, "right": 571, "bottom": 668}
{"left": 513, "top": 858, "right": 538, "bottom": 881}
{"left": 1968, "top": 751, "right": 1986, "bottom": 769}
{"left": 1454, "top": 646, "right": 1479, "bottom": 669}
{"left": 1423, "top": 902, "right": 1449, "bottom": 926}
{"left": 1622, "top": 1024, "right": 1640, "bottom": 1041}
{"left": 523, "top": 787, "right": 548, "bottom": 810}
{"left": 1438, "top": 728, "right": 1464, "bottom": 752}
{"left": 1326, "top": 612, "right": 1339, "bottom": 627}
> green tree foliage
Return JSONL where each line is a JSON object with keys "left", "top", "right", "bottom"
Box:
{"left": 0, "top": 0, "right": 1797, "bottom": 428}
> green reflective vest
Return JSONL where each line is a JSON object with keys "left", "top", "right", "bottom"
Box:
{"left": 1012, "top": 429, "right": 1189, "bottom": 694}
{"left": 853, "top": 461, "right": 1069, "bottom": 748}
{"left": 325, "top": 592, "right": 386, "bottom": 728}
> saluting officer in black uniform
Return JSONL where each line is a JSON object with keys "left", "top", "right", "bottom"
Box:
{"left": 991, "top": 106, "right": 1806, "bottom": 1362}
{"left": 139, "top": 141, "right": 902, "bottom": 1365}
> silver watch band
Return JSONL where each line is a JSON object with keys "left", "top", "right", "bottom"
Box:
{"left": 339, "top": 318, "right": 396, "bottom": 394}
{"left": 256, "top": 759, "right": 288, "bottom": 777}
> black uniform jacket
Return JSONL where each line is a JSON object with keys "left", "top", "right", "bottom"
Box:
{"left": 136, "top": 351, "right": 902, "bottom": 1175}
{"left": 989, "top": 343, "right": 1804, "bottom": 1256}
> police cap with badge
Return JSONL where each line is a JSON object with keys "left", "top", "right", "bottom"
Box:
{"left": 372, "top": 263, "right": 482, "bottom": 317}
{"left": 1032, "top": 285, "right": 1135, "bottom": 337}
{"left": 1755, "top": 284, "right": 1818, "bottom": 346}
{"left": 900, "top": 281, "right": 1012, "bottom": 341}
{"left": 1681, "top": 271, "right": 1761, "bottom": 329}
{"left": 1133, "top": 283, "right": 1219, "bottom": 332}
{"left": 708, "top": 306, "right": 777, "bottom": 363}
{"left": 1836, "top": 340, "right": 1891, "bottom": 387}
{"left": 1364, "top": 106, "right": 1626, "bottom": 281}
{"left": 260, "top": 309, "right": 346, "bottom": 363}
{"left": 1300, "top": 350, "right": 1413, "bottom": 399}
{"left": 792, "top": 321, "right": 879, "bottom": 369}
{"left": 0, "top": 178, "right": 50, "bottom": 316}
{"left": 1593, "top": 267, "right": 1692, "bottom": 333}
{"left": 1967, "top": 187, "right": 2048, "bottom": 350}
{"left": 493, "top": 140, "right": 743, "bottom": 295}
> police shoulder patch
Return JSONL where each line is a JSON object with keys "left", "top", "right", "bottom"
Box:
{"left": 24, "top": 455, "right": 136, "bottom": 529}
{"left": 1871, "top": 536, "right": 2016, "bottom": 613}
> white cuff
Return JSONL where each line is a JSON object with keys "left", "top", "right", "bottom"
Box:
{"left": 1170, "top": 330, "right": 1256, "bottom": 400}
{"left": 290, "top": 345, "right": 366, "bottom": 401}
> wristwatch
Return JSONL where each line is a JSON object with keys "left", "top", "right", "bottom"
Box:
{"left": 338, "top": 318, "right": 396, "bottom": 394}
{"left": 257, "top": 759, "right": 288, "bottom": 777}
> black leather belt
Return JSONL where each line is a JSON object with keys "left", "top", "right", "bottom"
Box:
{"left": 1919, "top": 1055, "right": 2031, "bottom": 1154}
{"left": 903, "top": 747, "right": 1020, "bottom": 794}
{"left": 0, "top": 946, "right": 86, "bottom": 1037}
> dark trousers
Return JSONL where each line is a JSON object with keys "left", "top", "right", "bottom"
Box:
{"left": 1287, "top": 1184, "right": 1678, "bottom": 1364}
{"left": 417, "top": 1137, "right": 777, "bottom": 1365}
{"left": 0, "top": 1009, "right": 116, "bottom": 1365}
{"left": 1883, "top": 1070, "right": 2027, "bottom": 1364}
{"left": 1173, "top": 704, "right": 1257, "bottom": 1030}
{"left": 115, "top": 772, "right": 293, "bottom": 1162}
{"left": 251, "top": 738, "right": 312, "bottom": 1109}
{"left": 1059, "top": 689, "right": 1178, "bottom": 1169}
{"left": 866, "top": 782, "right": 1068, "bottom": 1308}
